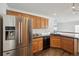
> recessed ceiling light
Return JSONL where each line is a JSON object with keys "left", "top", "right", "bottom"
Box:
{"left": 72, "top": 6, "right": 75, "bottom": 9}
{"left": 72, "top": 3, "right": 75, "bottom": 9}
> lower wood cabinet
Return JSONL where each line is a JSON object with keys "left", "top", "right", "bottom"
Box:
{"left": 50, "top": 35, "right": 74, "bottom": 54}
{"left": 32, "top": 37, "right": 43, "bottom": 53}
{"left": 61, "top": 36, "right": 74, "bottom": 54}
{"left": 50, "top": 35, "right": 61, "bottom": 48}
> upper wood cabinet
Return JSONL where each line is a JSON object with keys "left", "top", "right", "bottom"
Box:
{"left": 7, "top": 10, "right": 48, "bottom": 29}
{"left": 31, "top": 16, "right": 48, "bottom": 29}
{"left": 45, "top": 18, "right": 48, "bottom": 28}
{"left": 7, "top": 10, "right": 28, "bottom": 17}
{"left": 40, "top": 17, "right": 48, "bottom": 28}
{"left": 36, "top": 16, "right": 41, "bottom": 29}
{"left": 7, "top": 10, "right": 20, "bottom": 16}
{"left": 41, "top": 17, "right": 45, "bottom": 28}
{"left": 30, "top": 16, "right": 37, "bottom": 29}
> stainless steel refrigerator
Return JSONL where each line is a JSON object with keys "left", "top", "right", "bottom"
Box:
{"left": 0, "top": 15, "right": 32, "bottom": 56}
{"left": 15, "top": 16, "right": 32, "bottom": 56}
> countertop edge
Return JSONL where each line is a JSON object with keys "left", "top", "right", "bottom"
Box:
{"left": 32, "top": 34, "right": 79, "bottom": 39}
{"left": 50, "top": 34, "right": 79, "bottom": 39}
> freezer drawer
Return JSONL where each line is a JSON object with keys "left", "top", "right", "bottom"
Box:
{"left": 16, "top": 47, "right": 28, "bottom": 56}
{"left": 3, "top": 50, "right": 16, "bottom": 56}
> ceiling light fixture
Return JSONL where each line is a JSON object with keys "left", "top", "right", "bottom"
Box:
{"left": 72, "top": 3, "right": 75, "bottom": 9}
{"left": 72, "top": 3, "right": 79, "bottom": 14}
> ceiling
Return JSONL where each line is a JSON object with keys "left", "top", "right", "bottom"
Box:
{"left": 7, "top": 3, "right": 79, "bottom": 23}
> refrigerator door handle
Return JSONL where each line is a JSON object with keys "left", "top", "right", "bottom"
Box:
{"left": 20, "top": 21, "right": 22, "bottom": 44}
{"left": 18, "top": 21, "right": 21, "bottom": 44}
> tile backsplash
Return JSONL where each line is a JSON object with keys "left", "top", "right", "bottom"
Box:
{"left": 32, "top": 29, "right": 48, "bottom": 34}
{"left": 32, "top": 28, "right": 53, "bottom": 35}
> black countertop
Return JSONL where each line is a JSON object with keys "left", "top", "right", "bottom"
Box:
{"left": 32, "top": 35, "right": 50, "bottom": 39}
{"left": 32, "top": 33, "right": 79, "bottom": 39}
{"left": 32, "top": 36, "right": 43, "bottom": 39}
{"left": 50, "top": 34, "right": 79, "bottom": 39}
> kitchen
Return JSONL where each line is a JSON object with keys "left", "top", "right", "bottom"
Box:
{"left": 0, "top": 3, "right": 79, "bottom": 56}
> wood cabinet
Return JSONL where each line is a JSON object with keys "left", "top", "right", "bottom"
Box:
{"left": 31, "top": 16, "right": 48, "bottom": 29}
{"left": 31, "top": 16, "right": 37, "bottom": 29}
{"left": 41, "top": 17, "right": 45, "bottom": 28}
{"left": 7, "top": 10, "right": 30, "bottom": 17}
{"left": 32, "top": 37, "right": 43, "bottom": 53}
{"left": 7, "top": 10, "right": 48, "bottom": 29}
{"left": 41, "top": 17, "right": 48, "bottom": 28}
{"left": 38, "top": 38, "right": 43, "bottom": 50}
{"left": 45, "top": 19, "right": 48, "bottom": 27}
{"left": 50, "top": 35, "right": 61, "bottom": 48}
{"left": 32, "top": 39, "right": 39, "bottom": 53}
{"left": 36, "top": 16, "right": 41, "bottom": 29}
{"left": 61, "top": 36, "right": 74, "bottom": 54}
{"left": 50, "top": 35, "right": 74, "bottom": 54}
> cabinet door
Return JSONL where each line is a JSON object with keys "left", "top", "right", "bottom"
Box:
{"left": 31, "top": 16, "right": 37, "bottom": 29}
{"left": 45, "top": 19, "right": 48, "bottom": 28}
{"left": 36, "top": 16, "right": 41, "bottom": 29}
{"left": 41, "top": 17, "right": 45, "bottom": 28}
{"left": 50, "top": 36, "right": 53, "bottom": 47}
{"left": 32, "top": 38, "right": 43, "bottom": 53}
{"left": 61, "top": 37, "right": 74, "bottom": 54}
{"left": 32, "top": 40, "right": 39, "bottom": 53}
{"left": 38, "top": 38, "right": 43, "bottom": 51}
{"left": 50, "top": 35, "right": 61, "bottom": 48}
